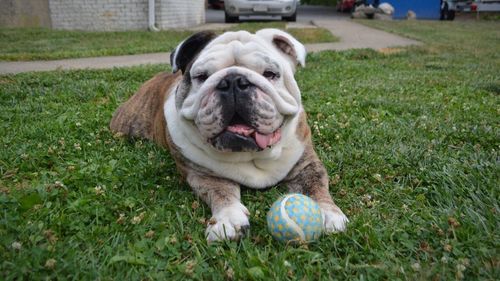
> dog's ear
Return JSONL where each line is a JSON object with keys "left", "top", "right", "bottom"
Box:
{"left": 171, "top": 31, "right": 217, "bottom": 74}
{"left": 256, "top": 29, "right": 306, "bottom": 68}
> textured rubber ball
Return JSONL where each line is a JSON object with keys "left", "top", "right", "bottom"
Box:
{"left": 267, "top": 193, "right": 324, "bottom": 242}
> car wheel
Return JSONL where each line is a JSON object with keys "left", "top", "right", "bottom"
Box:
{"left": 225, "top": 12, "right": 238, "bottom": 23}
{"left": 283, "top": 11, "right": 297, "bottom": 22}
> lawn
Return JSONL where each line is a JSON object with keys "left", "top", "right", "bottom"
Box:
{"left": 0, "top": 22, "right": 337, "bottom": 62}
{"left": 1, "top": 21, "right": 499, "bottom": 280}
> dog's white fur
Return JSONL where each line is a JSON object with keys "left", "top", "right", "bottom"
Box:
{"left": 165, "top": 30, "right": 308, "bottom": 189}
{"left": 205, "top": 202, "right": 250, "bottom": 242}
{"left": 322, "top": 210, "right": 349, "bottom": 233}
{"left": 255, "top": 29, "right": 306, "bottom": 67}
{"left": 165, "top": 95, "right": 305, "bottom": 188}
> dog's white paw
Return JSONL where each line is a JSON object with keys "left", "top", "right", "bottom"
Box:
{"left": 206, "top": 202, "right": 250, "bottom": 242}
{"left": 321, "top": 208, "right": 349, "bottom": 233}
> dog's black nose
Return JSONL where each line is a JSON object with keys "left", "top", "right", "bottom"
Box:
{"left": 215, "top": 74, "right": 253, "bottom": 92}
{"left": 216, "top": 78, "right": 230, "bottom": 91}
{"left": 216, "top": 74, "right": 255, "bottom": 129}
{"left": 236, "top": 76, "right": 250, "bottom": 91}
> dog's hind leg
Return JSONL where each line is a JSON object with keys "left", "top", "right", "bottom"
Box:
{"left": 109, "top": 72, "right": 180, "bottom": 148}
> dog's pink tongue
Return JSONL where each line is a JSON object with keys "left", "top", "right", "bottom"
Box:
{"left": 255, "top": 129, "right": 281, "bottom": 149}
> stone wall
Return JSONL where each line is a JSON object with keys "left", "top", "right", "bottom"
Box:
{"left": 0, "top": 0, "right": 51, "bottom": 28}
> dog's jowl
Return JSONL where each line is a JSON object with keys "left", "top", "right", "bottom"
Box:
{"left": 110, "top": 29, "right": 348, "bottom": 242}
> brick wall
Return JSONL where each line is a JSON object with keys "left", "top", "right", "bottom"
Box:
{"left": 48, "top": 0, "right": 204, "bottom": 31}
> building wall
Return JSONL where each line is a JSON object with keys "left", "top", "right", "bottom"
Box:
{"left": 49, "top": 0, "right": 148, "bottom": 31}
{"left": 48, "top": 0, "right": 205, "bottom": 31}
{"left": 0, "top": 0, "right": 51, "bottom": 28}
{"left": 156, "top": 0, "right": 205, "bottom": 29}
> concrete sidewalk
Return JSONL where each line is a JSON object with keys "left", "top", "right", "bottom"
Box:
{"left": 0, "top": 52, "right": 172, "bottom": 75}
{"left": 0, "top": 20, "right": 420, "bottom": 75}
{"left": 307, "top": 19, "right": 420, "bottom": 52}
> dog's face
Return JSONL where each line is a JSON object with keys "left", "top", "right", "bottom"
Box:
{"left": 171, "top": 29, "right": 306, "bottom": 153}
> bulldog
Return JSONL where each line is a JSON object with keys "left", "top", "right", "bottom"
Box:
{"left": 110, "top": 29, "right": 348, "bottom": 242}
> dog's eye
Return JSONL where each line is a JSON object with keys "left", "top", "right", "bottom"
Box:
{"left": 193, "top": 73, "right": 208, "bottom": 82}
{"left": 263, "top": 70, "right": 278, "bottom": 80}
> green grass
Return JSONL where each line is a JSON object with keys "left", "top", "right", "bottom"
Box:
{"left": 1, "top": 21, "right": 499, "bottom": 280}
{"left": 0, "top": 28, "right": 193, "bottom": 62}
{"left": 357, "top": 19, "right": 500, "bottom": 59}
{"left": 0, "top": 23, "right": 337, "bottom": 62}
{"left": 228, "top": 22, "right": 338, "bottom": 44}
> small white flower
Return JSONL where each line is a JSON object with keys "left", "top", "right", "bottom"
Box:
{"left": 456, "top": 264, "right": 466, "bottom": 272}
{"left": 11, "top": 241, "right": 22, "bottom": 250}
{"left": 94, "top": 185, "right": 105, "bottom": 196}
{"left": 45, "top": 258, "right": 56, "bottom": 269}
{"left": 131, "top": 212, "right": 146, "bottom": 224}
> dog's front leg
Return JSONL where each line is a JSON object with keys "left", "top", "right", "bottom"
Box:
{"left": 187, "top": 172, "right": 250, "bottom": 242}
{"left": 285, "top": 147, "right": 349, "bottom": 233}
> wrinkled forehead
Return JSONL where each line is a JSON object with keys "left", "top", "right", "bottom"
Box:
{"left": 191, "top": 31, "right": 283, "bottom": 74}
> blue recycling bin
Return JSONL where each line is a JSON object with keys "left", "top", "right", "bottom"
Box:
{"left": 390, "top": 0, "right": 441, "bottom": 20}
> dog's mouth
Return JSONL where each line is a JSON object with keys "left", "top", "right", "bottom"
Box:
{"left": 226, "top": 124, "right": 281, "bottom": 149}
{"left": 210, "top": 114, "right": 281, "bottom": 152}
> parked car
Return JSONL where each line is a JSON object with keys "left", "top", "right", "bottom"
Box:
{"left": 224, "top": 0, "right": 299, "bottom": 23}
{"left": 337, "top": 0, "right": 356, "bottom": 12}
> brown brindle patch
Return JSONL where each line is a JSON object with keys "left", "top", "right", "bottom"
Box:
{"left": 163, "top": 128, "right": 190, "bottom": 181}
{"left": 187, "top": 172, "right": 241, "bottom": 213}
{"left": 294, "top": 111, "right": 311, "bottom": 143}
{"left": 109, "top": 72, "right": 181, "bottom": 148}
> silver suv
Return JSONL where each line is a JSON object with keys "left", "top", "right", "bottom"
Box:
{"left": 224, "top": 0, "right": 299, "bottom": 22}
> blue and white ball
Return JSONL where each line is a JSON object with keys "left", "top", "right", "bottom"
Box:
{"left": 267, "top": 194, "right": 324, "bottom": 242}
